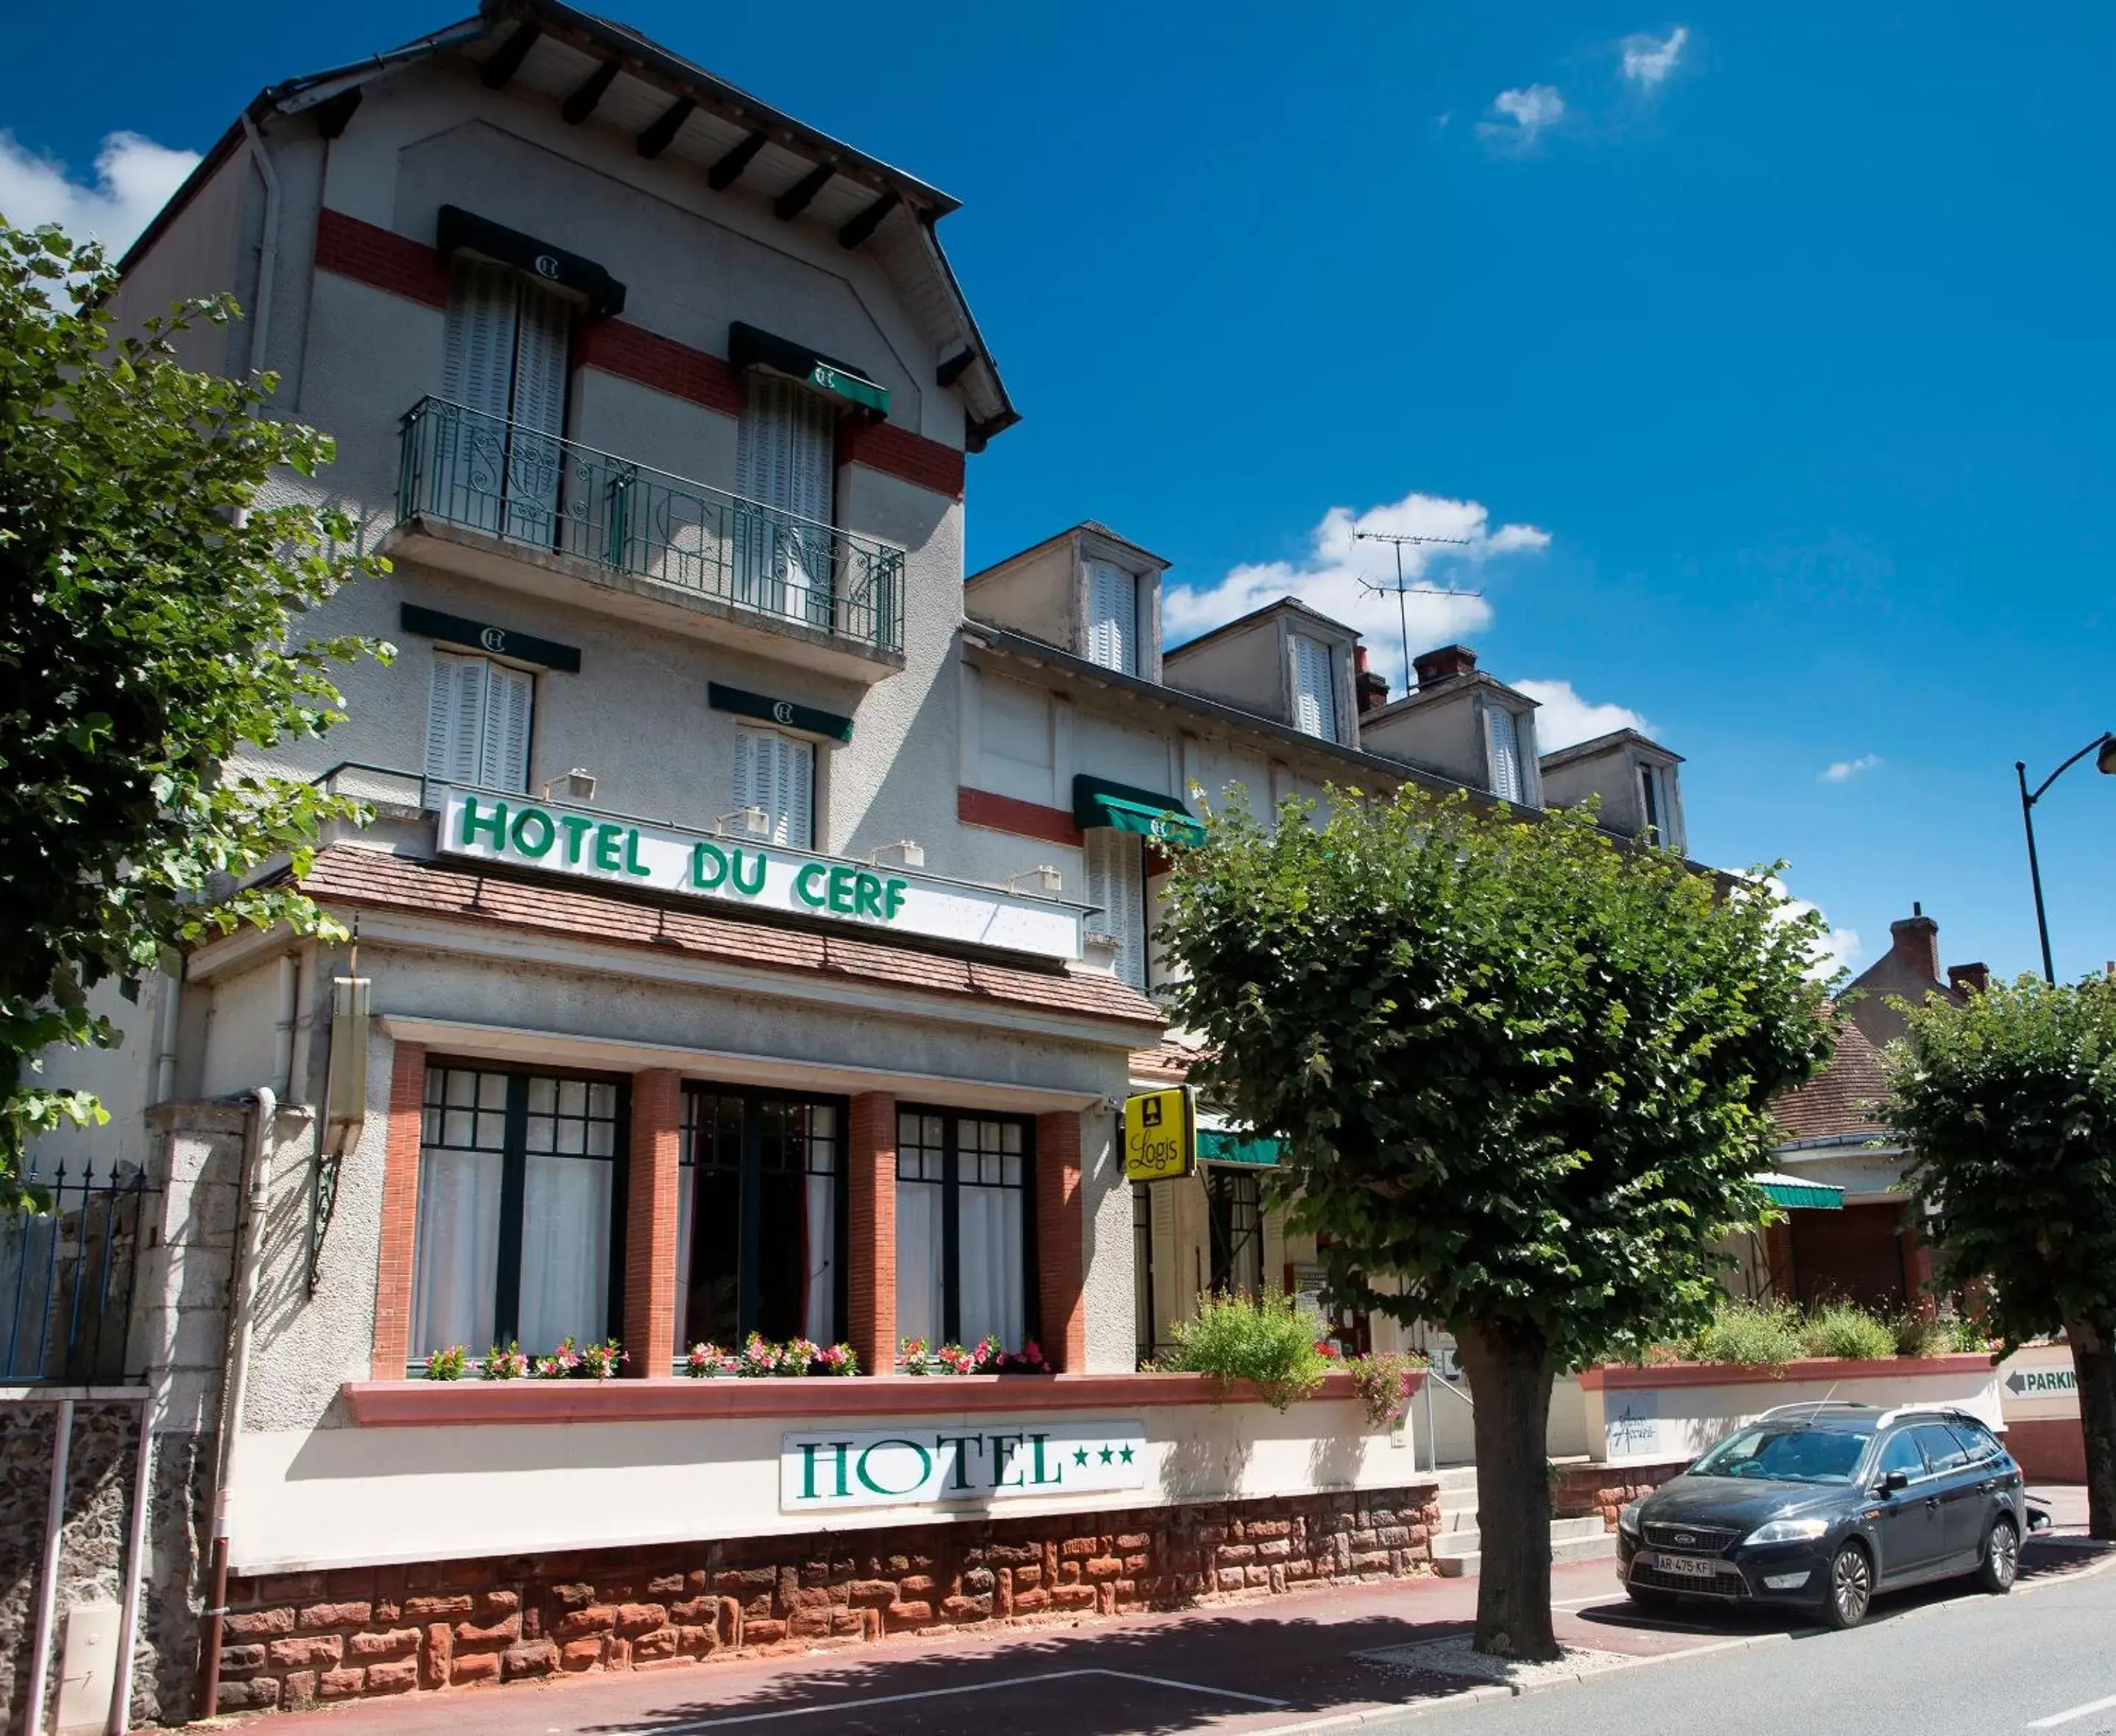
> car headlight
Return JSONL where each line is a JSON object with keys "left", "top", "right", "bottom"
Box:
{"left": 1742, "top": 1516, "right": 1830, "bottom": 1546}
{"left": 1617, "top": 1502, "right": 1642, "bottom": 1537}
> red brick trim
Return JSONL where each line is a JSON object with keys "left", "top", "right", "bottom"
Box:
{"left": 313, "top": 209, "right": 449, "bottom": 310}
{"left": 624, "top": 1071, "right": 682, "bottom": 1376}
{"left": 1035, "top": 1110, "right": 1087, "bottom": 1374}
{"left": 342, "top": 1368, "right": 1377, "bottom": 1426}
{"left": 958, "top": 787, "right": 1083, "bottom": 849}
{"left": 578, "top": 321, "right": 742, "bottom": 415}
{"left": 1578, "top": 1353, "right": 1997, "bottom": 1390}
{"left": 840, "top": 419, "right": 966, "bottom": 500}
{"left": 371, "top": 1043, "right": 428, "bottom": 1379}
{"left": 847, "top": 1092, "right": 897, "bottom": 1377}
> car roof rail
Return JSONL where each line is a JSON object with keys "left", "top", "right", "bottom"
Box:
{"left": 1757, "top": 1400, "right": 1877, "bottom": 1421}
{"left": 1874, "top": 1402, "right": 1964, "bottom": 1428}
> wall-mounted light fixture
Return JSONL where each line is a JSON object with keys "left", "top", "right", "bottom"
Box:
{"left": 869, "top": 840, "right": 927, "bottom": 871}
{"left": 541, "top": 768, "right": 596, "bottom": 804}
{"left": 1008, "top": 865, "right": 1064, "bottom": 896}
{"left": 714, "top": 806, "right": 769, "bottom": 839}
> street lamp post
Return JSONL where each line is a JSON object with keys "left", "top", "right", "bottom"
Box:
{"left": 2015, "top": 731, "right": 2116, "bottom": 984}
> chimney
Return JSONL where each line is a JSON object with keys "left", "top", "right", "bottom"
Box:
{"left": 1888, "top": 901, "right": 1942, "bottom": 987}
{"left": 1947, "top": 962, "right": 1989, "bottom": 996}
{"left": 1353, "top": 643, "right": 1389, "bottom": 714}
{"left": 1412, "top": 644, "right": 1478, "bottom": 690}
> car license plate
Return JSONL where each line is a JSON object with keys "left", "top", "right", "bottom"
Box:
{"left": 1653, "top": 1552, "right": 1718, "bottom": 1579}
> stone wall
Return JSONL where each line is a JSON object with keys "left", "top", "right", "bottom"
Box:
{"left": 1550, "top": 1458, "right": 1692, "bottom": 1529}
{"left": 213, "top": 1483, "right": 1442, "bottom": 1714}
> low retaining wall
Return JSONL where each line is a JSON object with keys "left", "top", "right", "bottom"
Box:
{"left": 211, "top": 1482, "right": 1442, "bottom": 1714}
{"left": 1550, "top": 1458, "right": 1694, "bottom": 1529}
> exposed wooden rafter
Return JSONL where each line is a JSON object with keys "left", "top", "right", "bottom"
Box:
{"left": 480, "top": 24, "right": 540, "bottom": 90}
{"left": 636, "top": 96, "right": 694, "bottom": 158}
{"left": 838, "top": 191, "right": 900, "bottom": 250}
{"left": 562, "top": 60, "right": 620, "bottom": 125}
{"left": 936, "top": 347, "right": 977, "bottom": 389}
{"left": 774, "top": 162, "right": 834, "bottom": 221}
{"left": 707, "top": 131, "right": 768, "bottom": 191}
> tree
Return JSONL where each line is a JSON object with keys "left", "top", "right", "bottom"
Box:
{"left": 0, "top": 218, "right": 388, "bottom": 1204}
{"left": 1161, "top": 786, "right": 1831, "bottom": 1658}
{"left": 1882, "top": 974, "right": 2116, "bottom": 1539}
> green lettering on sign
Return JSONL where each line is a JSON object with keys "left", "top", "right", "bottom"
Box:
{"left": 884, "top": 878, "right": 908, "bottom": 920}
{"left": 559, "top": 815, "right": 594, "bottom": 866}
{"left": 592, "top": 823, "right": 626, "bottom": 873}
{"left": 794, "top": 862, "right": 829, "bottom": 909}
{"left": 827, "top": 864, "right": 857, "bottom": 914}
{"left": 855, "top": 1438, "right": 933, "bottom": 1498}
{"left": 623, "top": 829, "right": 651, "bottom": 877}
{"left": 730, "top": 848, "right": 766, "bottom": 896}
{"left": 798, "top": 1440, "right": 854, "bottom": 1501}
{"left": 692, "top": 841, "right": 729, "bottom": 890}
{"left": 460, "top": 796, "right": 507, "bottom": 848}
{"left": 510, "top": 806, "right": 555, "bottom": 859}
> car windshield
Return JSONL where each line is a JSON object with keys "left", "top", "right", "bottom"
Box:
{"left": 1689, "top": 1424, "right": 1868, "bottom": 1485}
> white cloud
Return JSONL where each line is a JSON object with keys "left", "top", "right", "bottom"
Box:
{"left": 1513, "top": 680, "right": 1651, "bottom": 752}
{"left": 1761, "top": 876, "right": 1861, "bottom": 983}
{"left": 1820, "top": 753, "right": 1882, "bottom": 784}
{"left": 1620, "top": 26, "right": 1689, "bottom": 87}
{"left": 1162, "top": 489, "right": 1551, "bottom": 694}
{"left": 1478, "top": 85, "right": 1566, "bottom": 151}
{"left": 0, "top": 129, "right": 200, "bottom": 254}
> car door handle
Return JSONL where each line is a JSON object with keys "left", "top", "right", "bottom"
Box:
{"left": 1924, "top": 1497, "right": 1941, "bottom": 1512}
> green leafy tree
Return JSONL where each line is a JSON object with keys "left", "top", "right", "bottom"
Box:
{"left": 1162, "top": 787, "right": 1831, "bottom": 1658}
{"left": 0, "top": 218, "right": 388, "bottom": 1202}
{"left": 1883, "top": 974, "right": 2116, "bottom": 1538}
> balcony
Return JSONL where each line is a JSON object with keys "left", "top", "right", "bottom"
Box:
{"left": 390, "top": 397, "right": 906, "bottom": 679}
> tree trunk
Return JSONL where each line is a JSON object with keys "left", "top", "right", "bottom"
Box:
{"left": 2063, "top": 1313, "right": 2116, "bottom": 1541}
{"left": 1455, "top": 1318, "right": 1558, "bottom": 1661}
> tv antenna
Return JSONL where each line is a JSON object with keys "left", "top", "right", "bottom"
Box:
{"left": 1353, "top": 531, "right": 1479, "bottom": 685}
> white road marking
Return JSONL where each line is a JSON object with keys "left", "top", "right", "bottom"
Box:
{"left": 610, "top": 1666, "right": 1286, "bottom": 1732}
{"left": 2028, "top": 1691, "right": 2116, "bottom": 1729}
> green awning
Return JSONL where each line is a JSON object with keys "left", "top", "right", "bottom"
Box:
{"left": 729, "top": 321, "right": 890, "bottom": 417}
{"left": 1756, "top": 1172, "right": 1843, "bottom": 1210}
{"left": 1072, "top": 774, "right": 1205, "bottom": 848}
{"left": 1198, "top": 1126, "right": 1282, "bottom": 1168}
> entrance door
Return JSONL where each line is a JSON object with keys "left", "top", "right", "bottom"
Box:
{"left": 441, "top": 258, "right": 572, "bottom": 548}
{"left": 1867, "top": 1427, "right": 1943, "bottom": 1582}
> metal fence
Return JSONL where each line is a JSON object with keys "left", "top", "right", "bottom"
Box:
{"left": 1, "top": 1162, "right": 154, "bottom": 1385}
{"left": 397, "top": 396, "right": 907, "bottom": 655}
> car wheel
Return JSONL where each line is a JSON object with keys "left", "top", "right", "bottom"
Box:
{"left": 1822, "top": 1542, "right": 1873, "bottom": 1630}
{"left": 1977, "top": 1517, "right": 2020, "bottom": 1595}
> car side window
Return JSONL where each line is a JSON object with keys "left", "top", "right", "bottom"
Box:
{"left": 1876, "top": 1430, "right": 1928, "bottom": 1482}
{"left": 1913, "top": 1424, "right": 1971, "bottom": 1474}
{"left": 1947, "top": 1421, "right": 2003, "bottom": 1467}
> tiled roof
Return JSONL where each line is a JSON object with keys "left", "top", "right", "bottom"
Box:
{"left": 1773, "top": 1010, "right": 1891, "bottom": 1141}
{"left": 297, "top": 846, "right": 1166, "bottom": 1031}
{"left": 1129, "top": 1036, "right": 1202, "bottom": 1083}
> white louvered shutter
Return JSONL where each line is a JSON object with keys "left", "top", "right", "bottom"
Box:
{"left": 509, "top": 284, "right": 571, "bottom": 438}
{"left": 1486, "top": 705, "right": 1524, "bottom": 803}
{"left": 735, "top": 726, "right": 813, "bottom": 851}
{"left": 441, "top": 260, "right": 519, "bottom": 422}
{"left": 426, "top": 653, "right": 486, "bottom": 786}
{"left": 1086, "top": 562, "right": 1136, "bottom": 674}
{"left": 1292, "top": 635, "right": 1336, "bottom": 740}
{"left": 735, "top": 377, "right": 837, "bottom": 622}
{"left": 1087, "top": 831, "right": 1146, "bottom": 990}
{"left": 479, "top": 663, "right": 534, "bottom": 793}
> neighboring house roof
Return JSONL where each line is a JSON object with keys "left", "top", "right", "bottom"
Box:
{"left": 1537, "top": 726, "right": 1685, "bottom": 771}
{"left": 1128, "top": 1037, "right": 1200, "bottom": 1085}
{"left": 295, "top": 845, "right": 1162, "bottom": 1029}
{"left": 118, "top": 0, "right": 1016, "bottom": 445}
{"left": 1773, "top": 1010, "right": 1891, "bottom": 1143}
{"left": 1162, "top": 595, "right": 1364, "bottom": 660}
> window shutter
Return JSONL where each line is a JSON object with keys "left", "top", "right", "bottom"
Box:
{"left": 1085, "top": 562, "right": 1136, "bottom": 674}
{"left": 1087, "top": 831, "right": 1146, "bottom": 990}
{"left": 732, "top": 727, "right": 758, "bottom": 818}
{"left": 426, "top": 653, "right": 485, "bottom": 786}
{"left": 1486, "top": 705, "right": 1523, "bottom": 803}
{"left": 509, "top": 282, "right": 571, "bottom": 439}
{"left": 1292, "top": 635, "right": 1336, "bottom": 740}
{"left": 777, "top": 733, "right": 814, "bottom": 851}
{"left": 441, "top": 260, "right": 520, "bottom": 423}
{"left": 480, "top": 663, "right": 535, "bottom": 793}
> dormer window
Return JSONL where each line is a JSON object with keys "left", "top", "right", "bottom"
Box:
{"left": 1292, "top": 635, "right": 1338, "bottom": 741}
{"left": 1637, "top": 758, "right": 1684, "bottom": 851}
{"left": 1486, "top": 704, "right": 1529, "bottom": 803}
{"left": 1086, "top": 561, "right": 1138, "bottom": 674}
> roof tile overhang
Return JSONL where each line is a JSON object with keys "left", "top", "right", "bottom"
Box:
{"left": 296, "top": 844, "right": 1161, "bottom": 1030}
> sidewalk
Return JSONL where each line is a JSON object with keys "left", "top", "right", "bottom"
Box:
{"left": 187, "top": 1489, "right": 2109, "bottom": 1736}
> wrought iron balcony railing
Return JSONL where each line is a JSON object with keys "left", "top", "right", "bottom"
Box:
{"left": 396, "top": 396, "right": 906, "bottom": 657}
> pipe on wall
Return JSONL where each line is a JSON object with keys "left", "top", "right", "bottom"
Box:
{"left": 272, "top": 953, "right": 299, "bottom": 1099}
{"left": 237, "top": 113, "right": 281, "bottom": 380}
{"left": 195, "top": 1086, "right": 276, "bottom": 1721}
{"left": 152, "top": 969, "right": 182, "bottom": 1106}
{"left": 106, "top": 1387, "right": 157, "bottom": 1735}
{"left": 24, "top": 1395, "right": 76, "bottom": 1736}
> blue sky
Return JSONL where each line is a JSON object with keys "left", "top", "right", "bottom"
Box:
{"left": 5, "top": 2, "right": 2113, "bottom": 983}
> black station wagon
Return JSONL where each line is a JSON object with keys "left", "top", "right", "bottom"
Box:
{"left": 1615, "top": 1401, "right": 2026, "bottom": 1629}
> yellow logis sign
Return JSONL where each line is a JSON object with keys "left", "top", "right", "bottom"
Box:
{"left": 1123, "top": 1087, "right": 1196, "bottom": 1183}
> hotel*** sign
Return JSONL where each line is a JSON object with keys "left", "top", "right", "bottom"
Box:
{"left": 780, "top": 1421, "right": 1149, "bottom": 1512}
{"left": 435, "top": 786, "right": 1086, "bottom": 962}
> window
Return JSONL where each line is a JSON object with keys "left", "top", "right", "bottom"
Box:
{"left": 1876, "top": 1429, "right": 1928, "bottom": 1482}
{"left": 1947, "top": 1420, "right": 2006, "bottom": 1468}
{"left": 896, "top": 1109, "right": 1034, "bottom": 1350}
{"left": 1085, "top": 829, "right": 1147, "bottom": 990}
{"left": 734, "top": 375, "right": 836, "bottom": 626}
{"left": 1086, "top": 561, "right": 1138, "bottom": 675}
{"left": 441, "top": 258, "right": 572, "bottom": 546}
{"left": 1486, "top": 704, "right": 1526, "bottom": 804}
{"left": 410, "top": 1065, "right": 623, "bottom": 1363}
{"left": 426, "top": 652, "right": 534, "bottom": 793}
{"left": 1639, "top": 762, "right": 1675, "bottom": 846}
{"left": 676, "top": 1088, "right": 844, "bottom": 1354}
{"left": 1912, "top": 1423, "right": 1973, "bottom": 1475}
{"left": 1205, "top": 1168, "right": 1265, "bottom": 1295}
{"left": 1292, "top": 635, "right": 1338, "bottom": 741}
{"left": 734, "top": 726, "right": 814, "bottom": 851}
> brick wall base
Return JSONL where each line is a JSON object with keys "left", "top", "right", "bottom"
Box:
{"left": 2005, "top": 1417, "right": 2087, "bottom": 1484}
{"left": 1549, "top": 1458, "right": 1694, "bottom": 1529}
{"left": 212, "top": 1485, "right": 1439, "bottom": 1713}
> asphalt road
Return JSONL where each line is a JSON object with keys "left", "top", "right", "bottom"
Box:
{"left": 1367, "top": 1554, "right": 2116, "bottom": 1736}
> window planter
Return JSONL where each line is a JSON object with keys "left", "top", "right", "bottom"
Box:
{"left": 343, "top": 1368, "right": 1390, "bottom": 1427}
